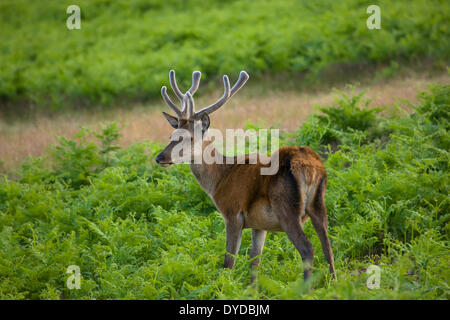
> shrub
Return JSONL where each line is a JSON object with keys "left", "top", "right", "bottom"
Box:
{"left": 0, "top": 84, "right": 448, "bottom": 299}
{"left": 0, "top": 0, "right": 448, "bottom": 108}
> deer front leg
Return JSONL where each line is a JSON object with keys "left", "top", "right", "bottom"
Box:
{"left": 249, "top": 229, "right": 267, "bottom": 283}
{"left": 223, "top": 212, "right": 244, "bottom": 269}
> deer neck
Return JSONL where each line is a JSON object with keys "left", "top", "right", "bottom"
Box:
{"left": 189, "top": 138, "right": 231, "bottom": 197}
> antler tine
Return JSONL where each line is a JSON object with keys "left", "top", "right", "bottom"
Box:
{"left": 161, "top": 86, "right": 182, "bottom": 117}
{"left": 193, "top": 70, "right": 251, "bottom": 119}
{"left": 193, "top": 75, "right": 230, "bottom": 119}
{"left": 169, "top": 70, "right": 185, "bottom": 102}
{"left": 188, "top": 71, "right": 201, "bottom": 95}
{"left": 230, "top": 71, "right": 249, "bottom": 98}
{"left": 186, "top": 92, "right": 195, "bottom": 117}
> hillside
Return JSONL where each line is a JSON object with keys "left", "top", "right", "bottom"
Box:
{"left": 0, "top": 0, "right": 448, "bottom": 108}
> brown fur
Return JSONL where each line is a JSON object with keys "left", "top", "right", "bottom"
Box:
{"left": 211, "top": 146, "right": 325, "bottom": 232}
{"left": 158, "top": 133, "right": 336, "bottom": 282}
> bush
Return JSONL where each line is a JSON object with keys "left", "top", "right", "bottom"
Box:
{"left": 0, "top": 84, "right": 448, "bottom": 299}
{"left": 0, "top": 0, "right": 448, "bottom": 108}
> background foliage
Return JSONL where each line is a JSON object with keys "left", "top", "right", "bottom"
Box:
{"left": 0, "top": 0, "right": 448, "bottom": 108}
{"left": 0, "top": 85, "right": 448, "bottom": 299}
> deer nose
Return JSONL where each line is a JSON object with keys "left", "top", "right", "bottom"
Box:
{"left": 155, "top": 154, "right": 163, "bottom": 164}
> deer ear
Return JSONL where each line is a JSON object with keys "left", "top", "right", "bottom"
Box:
{"left": 200, "top": 113, "right": 210, "bottom": 132}
{"left": 162, "top": 112, "right": 179, "bottom": 129}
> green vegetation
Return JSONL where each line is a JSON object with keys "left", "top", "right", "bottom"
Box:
{"left": 0, "top": 84, "right": 448, "bottom": 299}
{"left": 0, "top": 0, "right": 448, "bottom": 108}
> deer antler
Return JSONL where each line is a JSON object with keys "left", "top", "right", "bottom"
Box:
{"left": 161, "top": 70, "right": 202, "bottom": 118}
{"left": 161, "top": 70, "right": 249, "bottom": 120}
{"left": 161, "top": 86, "right": 182, "bottom": 117}
{"left": 192, "top": 71, "right": 249, "bottom": 120}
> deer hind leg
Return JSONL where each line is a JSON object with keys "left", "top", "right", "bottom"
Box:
{"left": 278, "top": 202, "right": 314, "bottom": 281}
{"left": 249, "top": 229, "right": 267, "bottom": 283}
{"left": 307, "top": 178, "right": 336, "bottom": 279}
{"left": 269, "top": 171, "right": 314, "bottom": 281}
{"left": 223, "top": 211, "right": 244, "bottom": 269}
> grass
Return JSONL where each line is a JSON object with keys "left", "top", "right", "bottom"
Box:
{"left": 0, "top": 0, "right": 448, "bottom": 108}
{"left": 0, "top": 82, "right": 448, "bottom": 299}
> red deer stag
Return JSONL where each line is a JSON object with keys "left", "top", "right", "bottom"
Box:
{"left": 155, "top": 70, "right": 336, "bottom": 283}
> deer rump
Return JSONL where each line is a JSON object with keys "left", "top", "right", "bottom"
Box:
{"left": 211, "top": 146, "right": 327, "bottom": 232}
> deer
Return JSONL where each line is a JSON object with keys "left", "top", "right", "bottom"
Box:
{"left": 155, "top": 70, "right": 336, "bottom": 284}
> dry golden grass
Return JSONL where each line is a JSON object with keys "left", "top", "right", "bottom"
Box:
{"left": 1, "top": 72, "right": 449, "bottom": 172}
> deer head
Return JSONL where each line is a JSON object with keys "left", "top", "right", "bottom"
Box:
{"left": 155, "top": 70, "right": 249, "bottom": 166}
